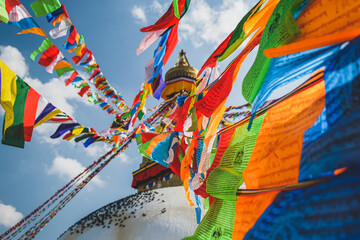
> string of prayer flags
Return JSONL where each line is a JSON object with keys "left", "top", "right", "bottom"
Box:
{"left": 2, "top": 0, "right": 360, "bottom": 238}
{"left": 30, "top": 37, "right": 75, "bottom": 75}
{"left": 0, "top": 60, "right": 118, "bottom": 148}
{"left": 134, "top": 11, "right": 360, "bottom": 237}
{"left": 25, "top": 2, "right": 130, "bottom": 112}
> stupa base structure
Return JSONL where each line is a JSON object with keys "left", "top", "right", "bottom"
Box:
{"left": 58, "top": 187, "right": 198, "bottom": 240}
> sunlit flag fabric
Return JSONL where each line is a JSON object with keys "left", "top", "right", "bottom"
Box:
{"left": 248, "top": 42, "right": 343, "bottom": 129}
{"left": 186, "top": 65, "right": 360, "bottom": 239}
{"left": 2, "top": 0, "right": 360, "bottom": 238}
{"left": 242, "top": 0, "right": 308, "bottom": 103}
{"left": 242, "top": 0, "right": 360, "bottom": 104}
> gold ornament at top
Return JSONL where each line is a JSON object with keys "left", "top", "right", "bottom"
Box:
{"left": 165, "top": 49, "right": 198, "bottom": 83}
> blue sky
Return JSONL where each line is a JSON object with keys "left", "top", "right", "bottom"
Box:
{"left": 0, "top": 0, "right": 258, "bottom": 239}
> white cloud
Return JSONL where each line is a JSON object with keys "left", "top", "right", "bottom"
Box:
{"left": 118, "top": 152, "right": 130, "bottom": 164}
{"left": 0, "top": 203, "right": 23, "bottom": 228}
{"left": 150, "top": 0, "right": 167, "bottom": 16}
{"left": 0, "top": 45, "right": 29, "bottom": 78}
{"left": 86, "top": 143, "right": 112, "bottom": 157}
{"left": 46, "top": 156, "right": 105, "bottom": 188}
{"left": 179, "top": 0, "right": 251, "bottom": 48}
{"left": 131, "top": 5, "right": 147, "bottom": 25}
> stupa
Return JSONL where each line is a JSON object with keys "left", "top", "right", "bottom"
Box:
{"left": 131, "top": 50, "right": 198, "bottom": 192}
{"left": 58, "top": 51, "right": 200, "bottom": 239}
{"left": 161, "top": 49, "right": 198, "bottom": 100}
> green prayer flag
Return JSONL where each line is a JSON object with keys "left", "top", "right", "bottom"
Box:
{"left": 206, "top": 113, "right": 266, "bottom": 201}
{"left": 75, "top": 133, "right": 93, "bottom": 143}
{"left": 86, "top": 64, "right": 98, "bottom": 73}
{"left": 183, "top": 199, "right": 237, "bottom": 240}
{"left": 136, "top": 134, "right": 143, "bottom": 145}
{"left": 2, "top": 77, "right": 30, "bottom": 148}
{"left": 56, "top": 66, "right": 75, "bottom": 77}
{"left": 241, "top": 0, "right": 303, "bottom": 103}
{"left": 77, "top": 82, "right": 89, "bottom": 88}
{"left": 30, "top": 38, "right": 54, "bottom": 61}
{"left": 137, "top": 110, "right": 145, "bottom": 120}
{"left": 87, "top": 96, "right": 95, "bottom": 103}
{"left": 31, "top": 0, "right": 61, "bottom": 17}
{"left": 0, "top": 0, "right": 9, "bottom": 23}
{"left": 173, "top": 0, "right": 180, "bottom": 19}
{"left": 188, "top": 107, "right": 198, "bottom": 132}
{"left": 184, "top": 114, "right": 266, "bottom": 239}
{"left": 138, "top": 140, "right": 151, "bottom": 159}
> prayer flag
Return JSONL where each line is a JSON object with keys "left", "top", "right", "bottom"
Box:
{"left": 30, "top": 0, "right": 61, "bottom": 17}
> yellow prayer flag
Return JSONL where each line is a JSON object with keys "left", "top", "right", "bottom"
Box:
{"left": 0, "top": 61, "right": 18, "bottom": 134}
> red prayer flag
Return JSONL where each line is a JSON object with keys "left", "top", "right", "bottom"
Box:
{"left": 62, "top": 132, "right": 73, "bottom": 140}
{"left": 65, "top": 71, "right": 79, "bottom": 86}
{"left": 24, "top": 87, "right": 41, "bottom": 142}
{"left": 194, "top": 32, "right": 262, "bottom": 117}
{"left": 68, "top": 26, "right": 78, "bottom": 45}
{"left": 140, "top": 132, "right": 159, "bottom": 143}
{"left": 162, "top": 23, "right": 179, "bottom": 66}
{"left": 38, "top": 45, "right": 60, "bottom": 67}
{"left": 165, "top": 97, "right": 192, "bottom": 132}
{"left": 140, "top": 0, "right": 185, "bottom": 32}
{"left": 78, "top": 85, "right": 90, "bottom": 97}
